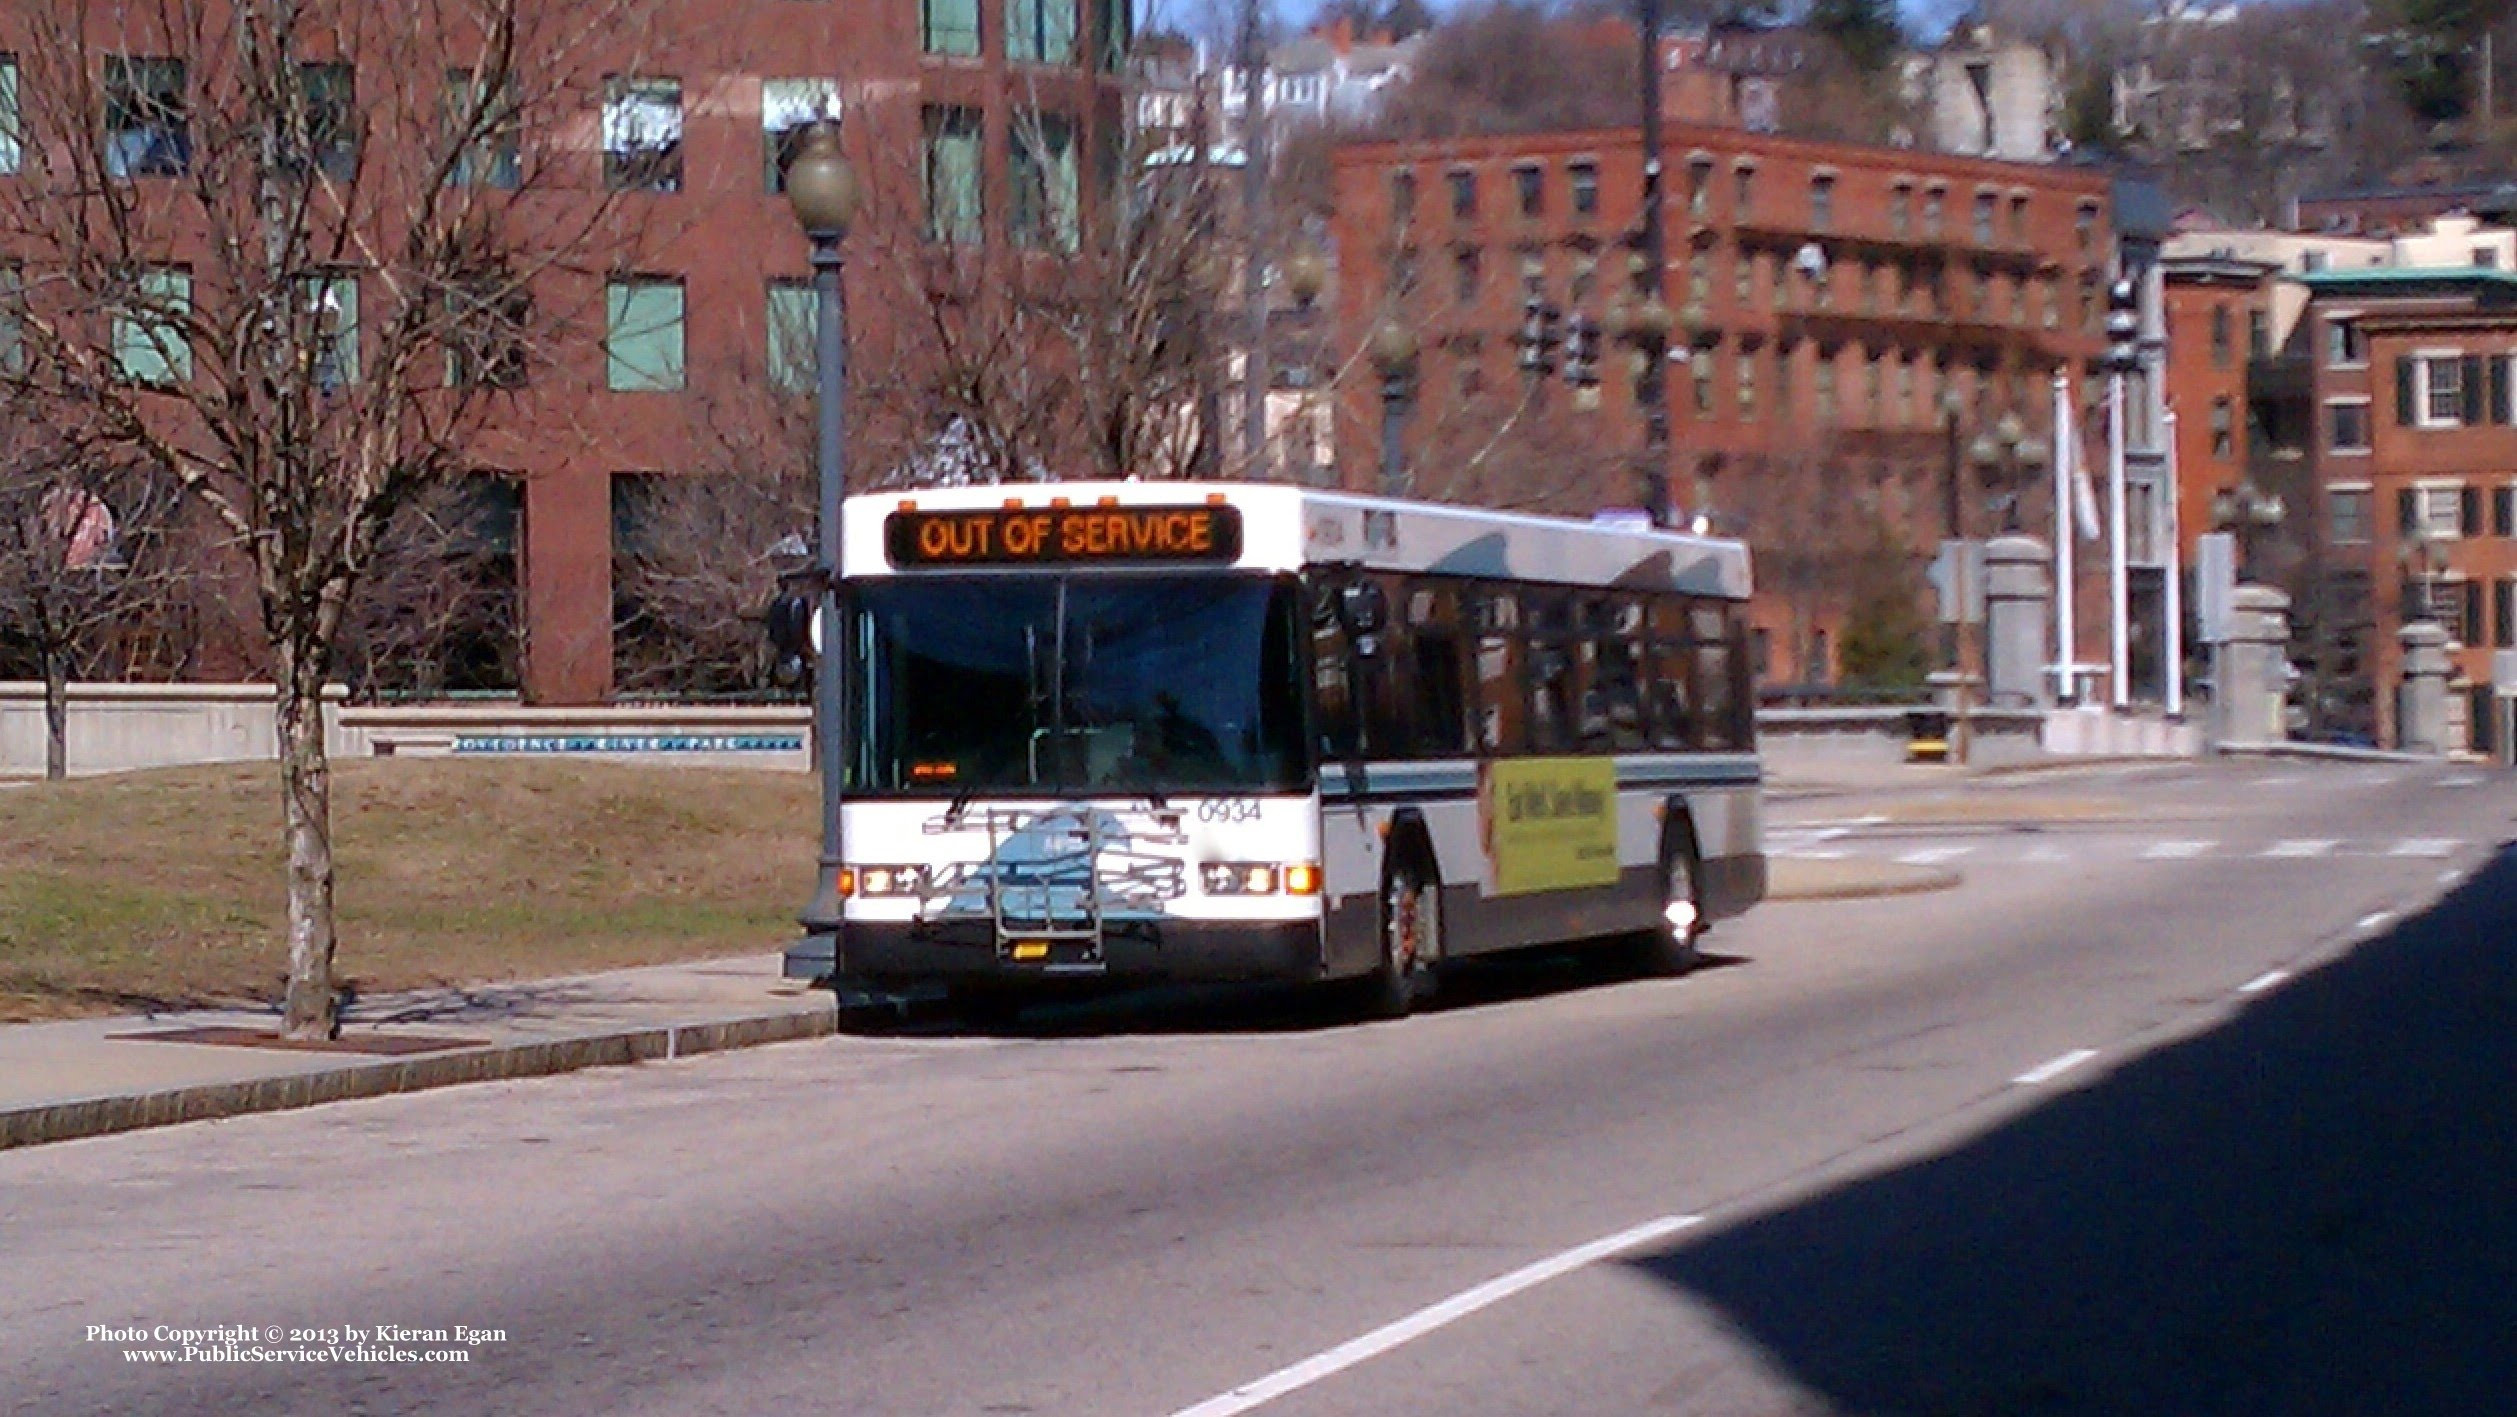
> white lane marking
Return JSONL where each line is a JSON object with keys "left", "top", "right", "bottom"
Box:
{"left": 2141, "top": 839, "right": 2215, "bottom": 860}
{"left": 2238, "top": 970, "right": 2291, "bottom": 995}
{"left": 2441, "top": 869, "right": 2464, "bottom": 886}
{"left": 1895, "top": 845, "right": 1975, "bottom": 866}
{"left": 2262, "top": 839, "right": 2338, "bottom": 859}
{"left": 1169, "top": 1214, "right": 1703, "bottom": 1417}
{"left": 2258, "top": 775, "right": 2298, "bottom": 787}
{"left": 2355, "top": 910, "right": 2394, "bottom": 933}
{"left": 2439, "top": 773, "right": 2484, "bottom": 788}
{"left": 1797, "top": 848, "right": 1850, "bottom": 860}
{"left": 2013, "top": 1048, "right": 2099, "bottom": 1086}
{"left": 2022, "top": 844, "right": 2070, "bottom": 863}
{"left": 2389, "top": 838, "right": 2459, "bottom": 858}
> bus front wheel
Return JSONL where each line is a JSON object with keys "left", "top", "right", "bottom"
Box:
{"left": 1364, "top": 861, "right": 1442, "bottom": 1019}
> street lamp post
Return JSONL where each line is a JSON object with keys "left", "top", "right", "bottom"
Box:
{"left": 1285, "top": 249, "right": 1329, "bottom": 486}
{"left": 785, "top": 118, "right": 861, "bottom": 938}
{"left": 1371, "top": 318, "right": 1418, "bottom": 498}
{"left": 1636, "top": 0, "right": 1671, "bottom": 526}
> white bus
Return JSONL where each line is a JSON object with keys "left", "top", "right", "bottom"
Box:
{"left": 783, "top": 481, "right": 1763, "bottom": 1017}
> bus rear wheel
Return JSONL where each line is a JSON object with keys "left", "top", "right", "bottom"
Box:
{"left": 1631, "top": 845, "right": 1703, "bottom": 977}
{"left": 1364, "top": 863, "right": 1442, "bottom": 1019}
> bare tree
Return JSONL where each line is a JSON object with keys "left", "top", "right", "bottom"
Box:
{"left": 0, "top": 0, "right": 677, "bottom": 1037}
{"left": 1718, "top": 435, "right": 1924, "bottom": 685}
{"left": 0, "top": 415, "right": 185, "bottom": 777}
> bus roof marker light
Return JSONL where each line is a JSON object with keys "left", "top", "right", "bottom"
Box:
{"left": 1003, "top": 497, "right": 1024, "bottom": 509}
{"left": 1099, "top": 495, "right": 1121, "bottom": 507}
{"left": 1050, "top": 497, "right": 1071, "bottom": 508}
{"left": 1207, "top": 493, "right": 1228, "bottom": 504}
{"left": 897, "top": 499, "right": 917, "bottom": 511}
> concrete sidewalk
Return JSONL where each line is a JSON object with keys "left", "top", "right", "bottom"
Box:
{"left": 0, "top": 954, "right": 837, "bottom": 1152}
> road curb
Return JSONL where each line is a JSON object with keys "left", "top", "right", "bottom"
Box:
{"left": 0, "top": 1005, "right": 838, "bottom": 1152}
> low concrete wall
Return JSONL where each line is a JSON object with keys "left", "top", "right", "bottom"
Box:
{"left": 1756, "top": 705, "right": 2051, "bottom": 774}
{"left": 2, "top": 684, "right": 809, "bottom": 777}
{"left": 0, "top": 682, "right": 346, "bottom": 778}
{"left": 2040, "top": 705, "right": 2205, "bottom": 758}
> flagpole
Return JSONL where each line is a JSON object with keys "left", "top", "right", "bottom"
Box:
{"left": 2163, "top": 406, "right": 2183, "bottom": 719}
{"left": 2052, "top": 369, "right": 2074, "bottom": 704}
{"left": 2109, "top": 365, "right": 2130, "bottom": 710}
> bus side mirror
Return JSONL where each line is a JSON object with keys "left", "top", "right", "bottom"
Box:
{"left": 765, "top": 591, "right": 814, "bottom": 663}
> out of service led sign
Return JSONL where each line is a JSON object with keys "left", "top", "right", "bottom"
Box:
{"left": 885, "top": 506, "right": 1244, "bottom": 567}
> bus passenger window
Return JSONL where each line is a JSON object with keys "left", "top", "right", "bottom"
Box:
{"left": 1311, "top": 582, "right": 1360, "bottom": 760}
{"left": 1473, "top": 588, "right": 1524, "bottom": 754}
{"left": 1693, "top": 601, "right": 1739, "bottom": 751}
{"left": 1407, "top": 582, "right": 1471, "bottom": 758}
{"left": 1524, "top": 590, "right": 1577, "bottom": 754}
{"left": 1596, "top": 596, "right": 1649, "bottom": 752}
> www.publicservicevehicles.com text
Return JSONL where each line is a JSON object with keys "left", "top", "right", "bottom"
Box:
{"left": 88, "top": 1324, "right": 506, "bottom": 1365}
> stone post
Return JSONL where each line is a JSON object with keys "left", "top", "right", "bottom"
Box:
{"left": 2397, "top": 621, "right": 2452, "bottom": 755}
{"left": 1983, "top": 535, "right": 2051, "bottom": 709}
{"left": 2219, "top": 585, "right": 2291, "bottom": 746}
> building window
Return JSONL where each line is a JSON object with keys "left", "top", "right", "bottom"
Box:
{"left": 763, "top": 79, "right": 842, "bottom": 193}
{"left": 2406, "top": 483, "right": 2466, "bottom": 539}
{"left": 2409, "top": 353, "right": 2472, "bottom": 428}
{"left": 1007, "top": 0, "right": 1078, "bottom": 64}
{"left": 290, "top": 63, "right": 357, "bottom": 181}
{"left": 2325, "top": 318, "right": 2364, "bottom": 367}
{"left": 2328, "top": 400, "right": 2371, "bottom": 452}
{"left": 1889, "top": 183, "right": 1910, "bottom": 236}
{"left": 1814, "top": 355, "right": 1836, "bottom": 422}
{"left": 1736, "top": 347, "right": 1756, "bottom": 418}
{"left": 1514, "top": 164, "right": 1543, "bottom": 219}
{"left": 1733, "top": 165, "right": 1754, "bottom": 218}
{"left": 1734, "top": 248, "right": 1753, "bottom": 303}
{"left": 105, "top": 56, "right": 190, "bottom": 177}
{"left": 2210, "top": 396, "right": 2233, "bottom": 459}
{"left": 1011, "top": 113, "right": 1079, "bottom": 252}
{"left": 2248, "top": 308, "right": 2270, "bottom": 358}
{"left": 924, "top": 0, "right": 981, "bottom": 56}
{"left": 767, "top": 279, "right": 817, "bottom": 392}
{"left": 1922, "top": 186, "right": 1944, "bottom": 236}
{"left": 1687, "top": 158, "right": 1710, "bottom": 217}
{"left": 1569, "top": 249, "right": 1596, "bottom": 304}
{"left": 1972, "top": 191, "right": 1995, "bottom": 244}
{"left": 602, "top": 77, "right": 682, "bottom": 192}
{"left": 2329, "top": 487, "right": 2371, "bottom": 544}
{"left": 1390, "top": 168, "right": 1416, "bottom": 233}
{"left": 0, "top": 55, "right": 18, "bottom": 176}
{"left": 1448, "top": 168, "right": 1475, "bottom": 219}
{"left": 922, "top": 105, "right": 983, "bottom": 244}
{"left": 605, "top": 277, "right": 686, "bottom": 392}
{"left": 1453, "top": 246, "right": 1481, "bottom": 303}
{"left": 1570, "top": 161, "right": 1599, "bottom": 218}
{"left": 2008, "top": 194, "right": 2028, "bottom": 242}
{"left": 2075, "top": 202, "right": 2097, "bottom": 254}
{"left": 300, "top": 274, "right": 358, "bottom": 389}
{"left": 445, "top": 68, "right": 521, "bottom": 189}
{"left": 114, "top": 267, "right": 191, "bottom": 385}
{"left": 0, "top": 263, "right": 22, "bottom": 376}
{"left": 2497, "top": 579, "right": 2516, "bottom": 649}
{"left": 2210, "top": 305, "right": 2232, "bottom": 367}
{"left": 1693, "top": 345, "right": 1715, "bottom": 415}
{"left": 1809, "top": 174, "right": 1834, "bottom": 231}
{"left": 2493, "top": 484, "right": 2516, "bottom": 538}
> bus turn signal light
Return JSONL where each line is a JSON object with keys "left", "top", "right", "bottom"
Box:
{"left": 1283, "top": 864, "right": 1322, "bottom": 896}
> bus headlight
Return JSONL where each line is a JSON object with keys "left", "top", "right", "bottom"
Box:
{"left": 855, "top": 864, "right": 929, "bottom": 896}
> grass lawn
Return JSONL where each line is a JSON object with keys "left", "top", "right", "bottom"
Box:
{"left": 0, "top": 759, "right": 819, "bottom": 1021}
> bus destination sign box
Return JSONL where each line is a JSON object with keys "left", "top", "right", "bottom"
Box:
{"left": 886, "top": 505, "right": 1244, "bottom": 567}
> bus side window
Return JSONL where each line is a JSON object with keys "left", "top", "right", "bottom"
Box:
{"left": 1523, "top": 588, "right": 1578, "bottom": 754}
{"left": 1692, "top": 601, "right": 1739, "bottom": 751}
{"left": 1406, "top": 579, "right": 1472, "bottom": 758}
{"left": 1473, "top": 586, "right": 1525, "bottom": 754}
{"left": 1362, "top": 572, "right": 1415, "bottom": 755}
{"left": 1310, "top": 578, "right": 1361, "bottom": 760}
{"left": 1596, "top": 595, "right": 1650, "bottom": 752}
{"left": 1647, "top": 594, "right": 1696, "bottom": 749}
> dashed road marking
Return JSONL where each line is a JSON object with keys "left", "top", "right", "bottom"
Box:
{"left": 2388, "top": 838, "right": 2459, "bottom": 858}
{"left": 2238, "top": 969, "right": 2291, "bottom": 995}
{"left": 2262, "top": 839, "right": 2338, "bottom": 859}
{"left": 2140, "top": 839, "right": 2215, "bottom": 860}
{"left": 2013, "top": 1048, "right": 2099, "bottom": 1086}
{"left": 1895, "top": 845, "right": 1975, "bottom": 866}
{"left": 2438, "top": 773, "right": 2484, "bottom": 788}
{"left": 2355, "top": 910, "right": 2395, "bottom": 933}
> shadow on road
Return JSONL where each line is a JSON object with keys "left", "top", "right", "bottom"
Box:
{"left": 1629, "top": 844, "right": 2517, "bottom": 1416}
{"left": 836, "top": 938, "right": 1754, "bottom": 1040}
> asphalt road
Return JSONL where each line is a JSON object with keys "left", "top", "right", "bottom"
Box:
{"left": 6, "top": 759, "right": 2512, "bottom": 1417}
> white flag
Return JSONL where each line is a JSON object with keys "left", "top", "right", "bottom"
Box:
{"left": 2058, "top": 392, "right": 2102, "bottom": 542}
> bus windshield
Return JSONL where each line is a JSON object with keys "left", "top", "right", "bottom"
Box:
{"left": 848, "top": 573, "right": 1309, "bottom": 798}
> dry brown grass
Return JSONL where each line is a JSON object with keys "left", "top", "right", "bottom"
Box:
{"left": 0, "top": 759, "right": 818, "bottom": 1021}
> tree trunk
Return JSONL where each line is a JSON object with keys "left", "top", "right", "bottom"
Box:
{"left": 41, "top": 648, "right": 68, "bottom": 781}
{"left": 275, "top": 648, "right": 341, "bottom": 1040}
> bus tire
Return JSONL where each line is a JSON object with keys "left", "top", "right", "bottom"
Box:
{"left": 1632, "top": 831, "right": 1704, "bottom": 978}
{"left": 1364, "top": 855, "right": 1442, "bottom": 1019}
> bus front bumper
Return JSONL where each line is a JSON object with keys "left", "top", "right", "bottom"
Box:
{"left": 784, "top": 918, "right": 1328, "bottom": 987}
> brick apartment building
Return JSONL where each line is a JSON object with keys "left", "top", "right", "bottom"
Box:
{"left": 0, "top": 1, "right": 1131, "bottom": 705}
{"left": 1327, "top": 122, "right": 2115, "bottom": 684}
{"left": 2161, "top": 251, "right": 2274, "bottom": 560}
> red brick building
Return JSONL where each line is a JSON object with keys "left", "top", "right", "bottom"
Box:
{"left": 1328, "top": 122, "right": 2114, "bottom": 683}
{"left": 2160, "top": 253, "right": 2276, "bottom": 559}
{"left": 0, "top": 1, "right": 1131, "bottom": 705}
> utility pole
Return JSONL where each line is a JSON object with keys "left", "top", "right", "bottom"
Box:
{"left": 1637, "top": 0, "right": 1672, "bottom": 526}
{"left": 1240, "top": 0, "right": 1272, "bottom": 471}
{"left": 1190, "top": 68, "right": 1224, "bottom": 481}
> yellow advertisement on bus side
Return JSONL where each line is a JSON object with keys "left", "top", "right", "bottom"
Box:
{"left": 1480, "top": 757, "right": 1621, "bottom": 896}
